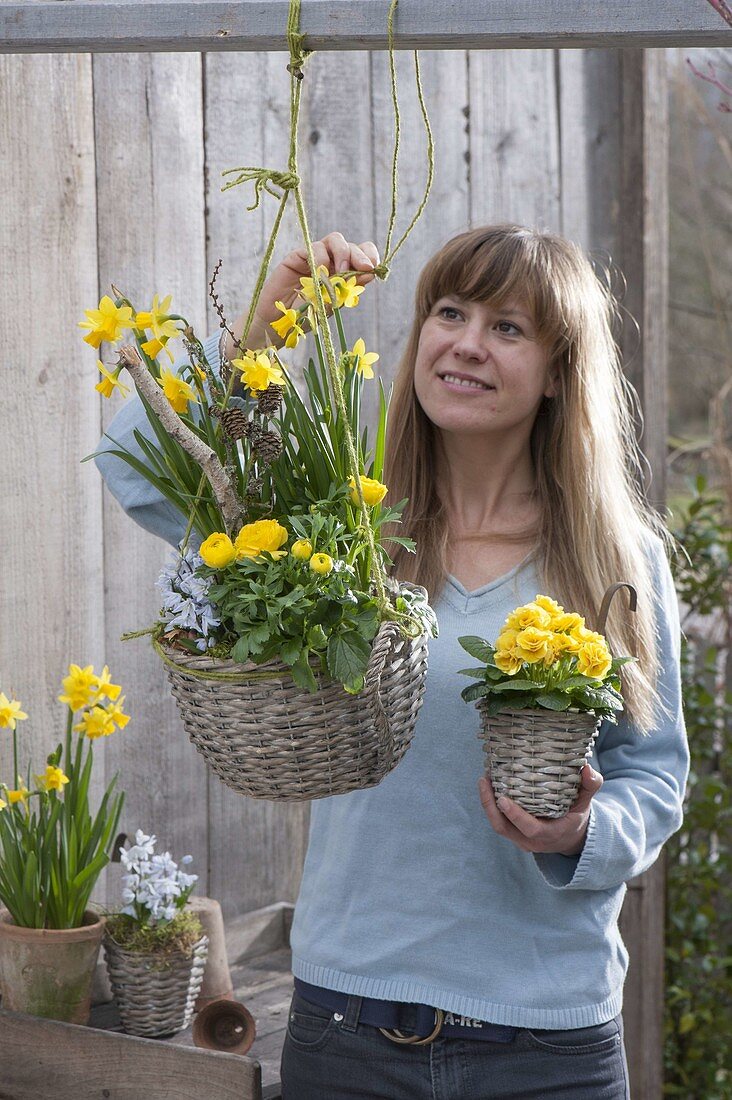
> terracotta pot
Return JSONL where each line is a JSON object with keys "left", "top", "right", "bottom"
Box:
{"left": 0, "top": 908, "right": 105, "bottom": 1024}
{"left": 185, "top": 896, "right": 233, "bottom": 1009}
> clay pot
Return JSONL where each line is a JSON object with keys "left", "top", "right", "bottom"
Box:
{"left": 0, "top": 907, "right": 105, "bottom": 1024}
{"left": 185, "top": 896, "right": 233, "bottom": 1010}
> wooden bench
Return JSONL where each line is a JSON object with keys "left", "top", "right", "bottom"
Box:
{"left": 0, "top": 902, "right": 293, "bottom": 1100}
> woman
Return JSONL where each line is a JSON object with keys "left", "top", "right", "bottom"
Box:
{"left": 96, "top": 227, "right": 689, "bottom": 1099}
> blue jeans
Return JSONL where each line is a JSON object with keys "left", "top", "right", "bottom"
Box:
{"left": 281, "top": 988, "right": 631, "bottom": 1099}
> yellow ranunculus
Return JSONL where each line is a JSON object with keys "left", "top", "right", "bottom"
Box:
{"left": 514, "top": 626, "right": 554, "bottom": 664}
{"left": 348, "top": 475, "right": 387, "bottom": 507}
{"left": 235, "top": 520, "right": 289, "bottom": 561}
{"left": 576, "top": 640, "right": 612, "bottom": 680}
{"left": 310, "top": 553, "right": 334, "bottom": 576}
{"left": 505, "top": 603, "right": 552, "bottom": 632}
{"left": 494, "top": 650, "right": 524, "bottom": 675}
{"left": 291, "top": 538, "right": 313, "bottom": 561}
{"left": 200, "top": 532, "right": 237, "bottom": 569}
{"left": 37, "top": 765, "right": 70, "bottom": 793}
{"left": 0, "top": 693, "right": 28, "bottom": 730}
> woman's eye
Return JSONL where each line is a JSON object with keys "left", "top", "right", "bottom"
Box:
{"left": 496, "top": 320, "right": 521, "bottom": 335}
{"left": 439, "top": 307, "right": 461, "bottom": 319}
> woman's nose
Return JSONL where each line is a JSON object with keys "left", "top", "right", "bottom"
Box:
{"left": 453, "top": 328, "right": 490, "bottom": 361}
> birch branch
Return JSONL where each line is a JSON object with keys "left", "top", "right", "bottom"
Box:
{"left": 117, "top": 344, "right": 244, "bottom": 532}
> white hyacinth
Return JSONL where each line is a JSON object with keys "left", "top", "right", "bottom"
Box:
{"left": 157, "top": 546, "right": 221, "bottom": 651}
{"left": 119, "top": 829, "right": 198, "bottom": 927}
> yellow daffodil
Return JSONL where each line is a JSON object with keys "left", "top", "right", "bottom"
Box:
{"left": 36, "top": 765, "right": 70, "bottom": 793}
{"left": 7, "top": 782, "right": 29, "bottom": 806}
{"left": 348, "top": 474, "right": 388, "bottom": 507}
{"left": 135, "top": 294, "right": 179, "bottom": 344}
{"left": 0, "top": 797, "right": 6, "bottom": 811}
{"left": 350, "top": 338, "right": 379, "bottom": 379}
{"left": 92, "top": 665, "right": 122, "bottom": 703}
{"left": 200, "top": 532, "right": 238, "bottom": 568}
{"left": 158, "top": 369, "right": 198, "bottom": 414}
{"left": 58, "top": 664, "right": 98, "bottom": 711}
{"left": 298, "top": 265, "right": 333, "bottom": 305}
{"left": 333, "top": 275, "right": 366, "bottom": 309}
{"left": 290, "top": 538, "right": 313, "bottom": 561}
{"left": 270, "top": 301, "right": 306, "bottom": 348}
{"left": 141, "top": 335, "right": 176, "bottom": 363}
{"left": 74, "top": 706, "right": 116, "bottom": 740}
{"left": 514, "top": 626, "right": 554, "bottom": 665}
{"left": 79, "top": 295, "right": 134, "bottom": 348}
{"left": 234, "top": 520, "right": 289, "bottom": 561}
{"left": 310, "top": 553, "right": 334, "bottom": 576}
{"left": 504, "top": 602, "right": 552, "bottom": 632}
{"left": 103, "top": 698, "right": 131, "bottom": 730}
{"left": 0, "top": 693, "right": 28, "bottom": 730}
{"left": 232, "top": 350, "right": 286, "bottom": 394}
{"left": 576, "top": 640, "right": 612, "bottom": 680}
{"left": 95, "top": 361, "right": 131, "bottom": 399}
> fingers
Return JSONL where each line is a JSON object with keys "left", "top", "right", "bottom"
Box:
{"left": 286, "top": 232, "right": 379, "bottom": 280}
{"left": 567, "top": 765, "right": 603, "bottom": 814}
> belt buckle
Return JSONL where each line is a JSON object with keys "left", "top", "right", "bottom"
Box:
{"left": 379, "top": 1008, "right": 444, "bottom": 1046}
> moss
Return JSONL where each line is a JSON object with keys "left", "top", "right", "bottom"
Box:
{"left": 106, "top": 910, "right": 204, "bottom": 958}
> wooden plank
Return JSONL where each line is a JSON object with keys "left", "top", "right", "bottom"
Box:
{"left": 92, "top": 52, "right": 213, "bottom": 900}
{"left": 0, "top": 1007, "right": 263, "bottom": 1100}
{"left": 0, "top": 54, "right": 108, "bottom": 866}
{"left": 1, "top": 1, "right": 730, "bottom": 54}
{"left": 470, "top": 48, "right": 560, "bottom": 229}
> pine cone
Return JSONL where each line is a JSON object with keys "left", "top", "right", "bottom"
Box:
{"left": 257, "top": 384, "right": 284, "bottom": 417}
{"left": 210, "top": 404, "right": 249, "bottom": 441}
{"left": 254, "top": 430, "right": 283, "bottom": 465}
{"left": 243, "top": 421, "right": 266, "bottom": 447}
{"left": 246, "top": 475, "right": 264, "bottom": 496}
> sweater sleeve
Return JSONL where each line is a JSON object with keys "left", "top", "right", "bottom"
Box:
{"left": 93, "top": 331, "right": 224, "bottom": 548}
{"left": 532, "top": 534, "right": 690, "bottom": 892}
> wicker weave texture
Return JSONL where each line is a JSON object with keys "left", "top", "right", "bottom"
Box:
{"left": 164, "top": 608, "right": 430, "bottom": 801}
{"left": 103, "top": 935, "right": 209, "bottom": 1038}
{"left": 477, "top": 707, "right": 601, "bottom": 818}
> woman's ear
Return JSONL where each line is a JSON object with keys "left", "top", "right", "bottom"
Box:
{"left": 543, "top": 365, "right": 560, "bottom": 399}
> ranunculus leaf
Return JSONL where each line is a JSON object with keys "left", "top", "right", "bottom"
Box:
{"left": 327, "top": 630, "right": 372, "bottom": 688}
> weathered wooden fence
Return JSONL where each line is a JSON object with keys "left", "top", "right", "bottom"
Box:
{"left": 0, "top": 27, "right": 705, "bottom": 1094}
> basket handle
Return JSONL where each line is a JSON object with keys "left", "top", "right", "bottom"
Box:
{"left": 597, "top": 582, "right": 638, "bottom": 657}
{"left": 364, "top": 620, "right": 396, "bottom": 765}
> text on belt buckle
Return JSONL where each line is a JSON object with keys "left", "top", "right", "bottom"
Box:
{"left": 379, "top": 1008, "right": 444, "bottom": 1046}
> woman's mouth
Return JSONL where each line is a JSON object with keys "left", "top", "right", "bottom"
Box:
{"left": 439, "top": 372, "right": 495, "bottom": 392}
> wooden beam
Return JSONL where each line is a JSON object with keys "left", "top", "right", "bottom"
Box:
{"left": 1, "top": 1, "right": 730, "bottom": 55}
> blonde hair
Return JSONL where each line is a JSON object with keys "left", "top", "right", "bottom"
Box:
{"left": 384, "top": 224, "right": 676, "bottom": 736}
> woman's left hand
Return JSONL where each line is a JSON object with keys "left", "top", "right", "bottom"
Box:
{"left": 478, "top": 765, "right": 603, "bottom": 857}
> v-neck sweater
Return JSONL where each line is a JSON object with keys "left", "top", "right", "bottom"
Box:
{"left": 94, "top": 333, "right": 689, "bottom": 1029}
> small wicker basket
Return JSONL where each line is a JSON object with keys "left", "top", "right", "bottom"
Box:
{"left": 103, "top": 933, "right": 209, "bottom": 1039}
{"left": 162, "top": 584, "right": 430, "bottom": 801}
{"left": 476, "top": 582, "right": 638, "bottom": 819}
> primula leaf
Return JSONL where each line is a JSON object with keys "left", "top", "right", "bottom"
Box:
{"left": 489, "top": 679, "right": 539, "bottom": 691}
{"left": 535, "top": 692, "right": 573, "bottom": 711}
{"left": 457, "top": 667, "right": 488, "bottom": 680}
{"left": 460, "top": 682, "right": 492, "bottom": 703}
{"left": 458, "top": 636, "right": 494, "bottom": 662}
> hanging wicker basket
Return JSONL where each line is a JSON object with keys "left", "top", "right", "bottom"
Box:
{"left": 161, "top": 583, "right": 430, "bottom": 801}
{"left": 477, "top": 706, "right": 601, "bottom": 818}
{"left": 476, "top": 582, "right": 638, "bottom": 819}
{"left": 103, "top": 933, "right": 209, "bottom": 1038}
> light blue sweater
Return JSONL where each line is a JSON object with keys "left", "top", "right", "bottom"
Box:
{"left": 95, "top": 334, "right": 690, "bottom": 1030}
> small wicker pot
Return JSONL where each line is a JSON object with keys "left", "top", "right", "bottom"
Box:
{"left": 103, "top": 933, "right": 209, "bottom": 1038}
{"left": 477, "top": 706, "right": 601, "bottom": 818}
{"left": 161, "top": 587, "right": 430, "bottom": 801}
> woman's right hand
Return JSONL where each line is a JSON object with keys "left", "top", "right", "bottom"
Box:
{"left": 225, "top": 232, "right": 380, "bottom": 358}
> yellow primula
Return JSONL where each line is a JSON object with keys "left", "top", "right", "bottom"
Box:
{"left": 92, "top": 665, "right": 122, "bottom": 703}
{"left": 504, "top": 602, "right": 552, "bottom": 632}
{"left": 234, "top": 520, "right": 289, "bottom": 561}
{"left": 494, "top": 649, "right": 524, "bottom": 675}
{"left": 200, "top": 532, "right": 238, "bottom": 569}
{"left": 0, "top": 693, "right": 28, "bottom": 730}
{"left": 135, "top": 294, "right": 179, "bottom": 344}
{"left": 58, "top": 664, "right": 98, "bottom": 711}
{"left": 348, "top": 475, "right": 388, "bottom": 507}
{"left": 350, "top": 338, "right": 379, "bottom": 380}
{"left": 333, "top": 276, "right": 365, "bottom": 309}
{"left": 576, "top": 640, "right": 612, "bottom": 680}
{"left": 494, "top": 628, "right": 519, "bottom": 653}
{"left": 270, "top": 301, "right": 306, "bottom": 349}
{"left": 514, "top": 626, "right": 554, "bottom": 664}
{"left": 571, "top": 623, "right": 607, "bottom": 646}
{"left": 158, "top": 369, "right": 198, "bottom": 414}
{"left": 79, "top": 295, "right": 135, "bottom": 348}
{"left": 36, "top": 765, "right": 70, "bottom": 793}
{"left": 232, "top": 350, "right": 286, "bottom": 394}
{"left": 548, "top": 631, "right": 581, "bottom": 661}
{"left": 552, "top": 611, "right": 585, "bottom": 633}
{"left": 310, "top": 553, "right": 334, "bottom": 576}
{"left": 96, "top": 361, "right": 131, "bottom": 399}
{"left": 74, "top": 706, "right": 116, "bottom": 740}
{"left": 291, "top": 538, "right": 313, "bottom": 561}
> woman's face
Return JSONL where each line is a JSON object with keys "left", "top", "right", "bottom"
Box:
{"left": 413, "top": 294, "right": 557, "bottom": 439}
